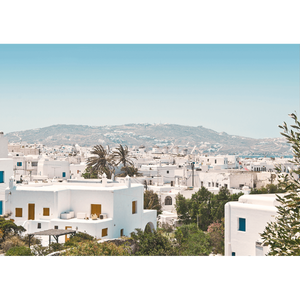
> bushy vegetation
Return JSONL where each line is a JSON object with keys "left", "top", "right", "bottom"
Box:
{"left": 250, "top": 183, "right": 285, "bottom": 194}
{"left": 175, "top": 186, "right": 241, "bottom": 231}
{"left": 261, "top": 113, "right": 300, "bottom": 255}
{"left": 144, "top": 190, "right": 162, "bottom": 215}
{"left": 6, "top": 246, "right": 34, "bottom": 256}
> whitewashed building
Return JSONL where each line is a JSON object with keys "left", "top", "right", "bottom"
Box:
{"left": 0, "top": 132, "right": 13, "bottom": 215}
{"left": 37, "top": 158, "right": 70, "bottom": 179}
{"left": 224, "top": 193, "right": 282, "bottom": 256}
{"left": 4, "top": 175, "right": 157, "bottom": 244}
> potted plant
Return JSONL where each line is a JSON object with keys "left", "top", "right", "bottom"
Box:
{"left": 91, "top": 214, "right": 98, "bottom": 220}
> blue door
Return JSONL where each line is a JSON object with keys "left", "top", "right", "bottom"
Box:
{"left": 0, "top": 171, "right": 4, "bottom": 183}
{"left": 0, "top": 201, "right": 3, "bottom": 215}
{"left": 62, "top": 172, "right": 66, "bottom": 178}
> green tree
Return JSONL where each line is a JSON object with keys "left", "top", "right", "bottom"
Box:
{"left": 175, "top": 187, "right": 240, "bottom": 231}
{"left": 64, "top": 231, "right": 95, "bottom": 247}
{"left": 82, "top": 166, "right": 99, "bottom": 179}
{"left": 174, "top": 193, "right": 191, "bottom": 225}
{"left": 175, "top": 224, "right": 212, "bottom": 256}
{"left": 0, "top": 217, "right": 26, "bottom": 245}
{"left": 250, "top": 183, "right": 285, "bottom": 194}
{"left": 261, "top": 113, "right": 300, "bottom": 255}
{"left": 62, "top": 240, "right": 130, "bottom": 256}
{"left": 144, "top": 190, "right": 162, "bottom": 215}
{"left": 207, "top": 219, "right": 224, "bottom": 255}
{"left": 5, "top": 246, "right": 33, "bottom": 256}
{"left": 118, "top": 166, "right": 142, "bottom": 177}
{"left": 131, "top": 228, "right": 178, "bottom": 256}
{"left": 86, "top": 145, "right": 115, "bottom": 179}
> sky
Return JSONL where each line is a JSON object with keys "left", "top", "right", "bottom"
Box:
{"left": 0, "top": 44, "right": 299, "bottom": 139}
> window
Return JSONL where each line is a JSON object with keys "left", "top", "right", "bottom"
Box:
{"left": 17, "top": 162, "right": 22, "bottom": 167}
{"left": 37, "top": 223, "right": 41, "bottom": 229}
{"left": 212, "top": 182, "right": 214, "bottom": 187}
{"left": 120, "top": 229, "right": 124, "bottom": 237}
{"left": 232, "top": 252, "right": 236, "bottom": 256}
{"left": 224, "top": 184, "right": 228, "bottom": 188}
{"left": 15, "top": 208, "right": 23, "bottom": 217}
{"left": 166, "top": 170, "right": 169, "bottom": 174}
{"left": 54, "top": 226, "right": 58, "bottom": 229}
{"left": 215, "top": 159, "right": 217, "bottom": 164}
{"left": 62, "top": 172, "right": 66, "bottom": 178}
{"left": 43, "top": 208, "right": 50, "bottom": 216}
{"left": 32, "top": 162, "right": 38, "bottom": 167}
{"left": 0, "top": 171, "right": 4, "bottom": 183}
{"left": 201, "top": 181, "right": 203, "bottom": 187}
{"left": 208, "top": 182, "right": 211, "bottom": 187}
{"left": 132, "top": 201, "right": 137, "bottom": 214}
{"left": 216, "top": 183, "right": 219, "bottom": 188}
{"left": 238, "top": 218, "right": 246, "bottom": 232}
{"left": 0, "top": 201, "right": 2, "bottom": 215}
{"left": 165, "top": 196, "right": 172, "bottom": 205}
{"left": 102, "top": 228, "right": 108, "bottom": 237}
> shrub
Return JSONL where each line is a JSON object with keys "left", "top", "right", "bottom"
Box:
{"left": 5, "top": 246, "right": 33, "bottom": 256}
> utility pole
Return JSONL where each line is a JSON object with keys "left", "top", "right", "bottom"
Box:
{"left": 191, "top": 162, "right": 195, "bottom": 187}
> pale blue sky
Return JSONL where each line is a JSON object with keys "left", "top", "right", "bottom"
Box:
{"left": 0, "top": 44, "right": 299, "bottom": 138}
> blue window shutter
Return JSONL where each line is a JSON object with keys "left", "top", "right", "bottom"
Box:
{"left": 239, "top": 218, "right": 246, "bottom": 231}
{"left": 0, "top": 171, "right": 4, "bottom": 183}
{"left": 232, "top": 252, "right": 236, "bottom": 256}
{"left": 0, "top": 201, "right": 2, "bottom": 215}
{"left": 62, "top": 172, "right": 66, "bottom": 178}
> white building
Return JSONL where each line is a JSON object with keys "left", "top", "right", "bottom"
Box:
{"left": 70, "top": 162, "right": 87, "bottom": 179}
{"left": 0, "top": 132, "right": 13, "bottom": 215}
{"left": 5, "top": 176, "right": 157, "bottom": 245}
{"left": 37, "top": 158, "right": 70, "bottom": 179}
{"left": 224, "top": 193, "right": 282, "bottom": 256}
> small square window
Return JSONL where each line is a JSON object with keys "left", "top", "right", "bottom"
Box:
{"left": 54, "top": 226, "right": 58, "bottom": 229}
{"left": 15, "top": 208, "right": 23, "bottom": 217}
{"left": 37, "top": 223, "right": 41, "bottom": 229}
{"left": 166, "top": 170, "right": 169, "bottom": 174}
{"left": 17, "top": 162, "right": 22, "bottom": 167}
{"left": 232, "top": 252, "right": 236, "bottom": 256}
{"left": 102, "top": 228, "right": 108, "bottom": 237}
{"left": 43, "top": 207, "right": 50, "bottom": 216}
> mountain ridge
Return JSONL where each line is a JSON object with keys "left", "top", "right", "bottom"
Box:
{"left": 4, "top": 123, "right": 290, "bottom": 156}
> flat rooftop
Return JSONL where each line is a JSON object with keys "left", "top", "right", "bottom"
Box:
{"left": 14, "top": 180, "right": 143, "bottom": 192}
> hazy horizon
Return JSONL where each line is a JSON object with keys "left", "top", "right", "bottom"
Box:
{"left": 1, "top": 44, "right": 299, "bottom": 139}
{"left": 3, "top": 122, "right": 287, "bottom": 140}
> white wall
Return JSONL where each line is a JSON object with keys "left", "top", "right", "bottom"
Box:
{"left": 225, "top": 194, "right": 280, "bottom": 256}
{"left": 0, "top": 133, "right": 8, "bottom": 158}
{"left": 38, "top": 160, "right": 70, "bottom": 179}
{"left": 5, "top": 182, "right": 157, "bottom": 244}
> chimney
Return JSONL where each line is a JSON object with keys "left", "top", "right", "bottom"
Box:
{"left": 102, "top": 173, "right": 108, "bottom": 186}
{"left": 125, "top": 175, "right": 131, "bottom": 188}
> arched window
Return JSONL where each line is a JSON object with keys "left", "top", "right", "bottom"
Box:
{"left": 165, "top": 196, "right": 172, "bottom": 205}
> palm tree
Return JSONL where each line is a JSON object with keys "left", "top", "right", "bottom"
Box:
{"left": 113, "top": 145, "right": 136, "bottom": 175}
{"left": 86, "top": 145, "right": 115, "bottom": 179}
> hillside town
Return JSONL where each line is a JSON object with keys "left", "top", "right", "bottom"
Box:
{"left": 0, "top": 130, "right": 295, "bottom": 256}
